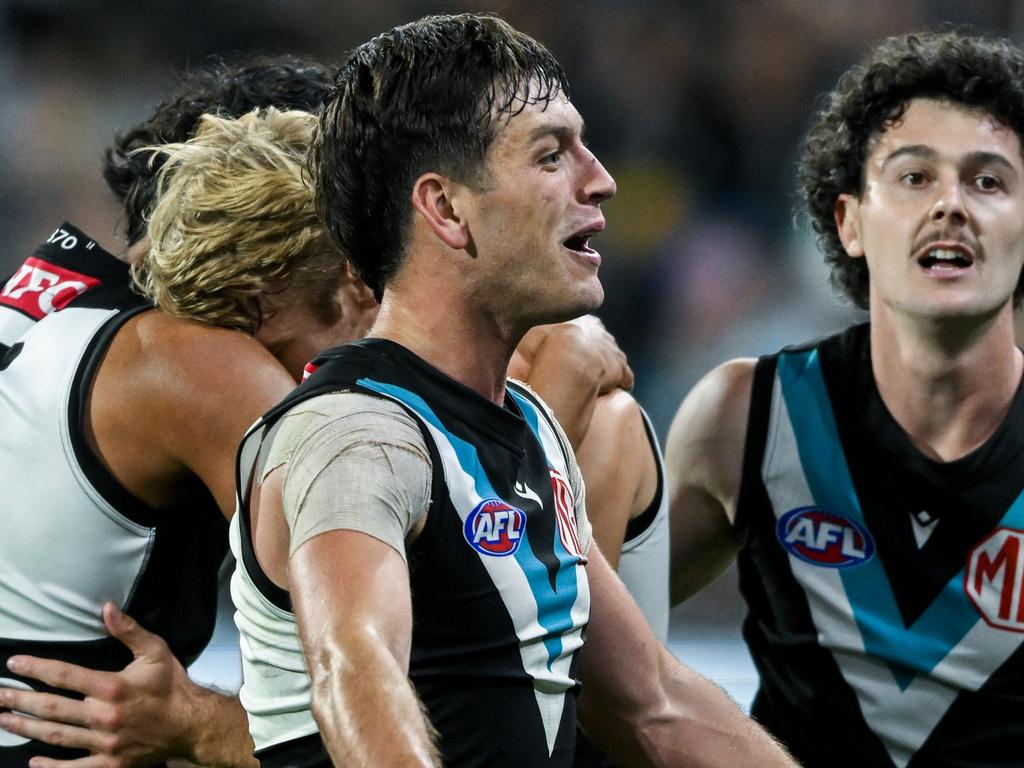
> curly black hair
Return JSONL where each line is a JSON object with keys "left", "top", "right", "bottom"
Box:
{"left": 798, "top": 30, "right": 1024, "bottom": 308}
{"left": 311, "top": 13, "right": 569, "bottom": 300}
{"left": 103, "top": 54, "right": 336, "bottom": 245}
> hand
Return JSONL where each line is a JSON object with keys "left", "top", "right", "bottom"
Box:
{"left": 513, "top": 317, "right": 634, "bottom": 448}
{"left": 0, "top": 604, "right": 212, "bottom": 768}
{"left": 516, "top": 316, "right": 634, "bottom": 394}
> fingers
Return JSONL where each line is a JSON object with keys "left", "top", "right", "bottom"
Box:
{"left": 0, "top": 711, "right": 107, "bottom": 757}
{"left": 619, "top": 361, "right": 635, "bottom": 392}
{"left": 0, "top": 687, "right": 90, "bottom": 728}
{"left": 102, "top": 604, "right": 167, "bottom": 661}
{"left": 28, "top": 756, "right": 109, "bottom": 768}
{"left": 5, "top": 658, "right": 114, "bottom": 701}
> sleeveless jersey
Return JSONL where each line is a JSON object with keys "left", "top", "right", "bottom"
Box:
{"left": 0, "top": 225, "right": 227, "bottom": 765}
{"left": 736, "top": 323, "right": 1024, "bottom": 768}
{"left": 231, "top": 338, "right": 591, "bottom": 768}
{"left": 617, "top": 408, "right": 670, "bottom": 641}
{"left": 0, "top": 223, "right": 127, "bottom": 355}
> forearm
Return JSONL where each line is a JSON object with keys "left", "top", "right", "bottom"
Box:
{"left": 179, "top": 686, "right": 258, "bottom": 768}
{"left": 579, "top": 549, "right": 794, "bottom": 768}
{"left": 627, "top": 650, "right": 794, "bottom": 768}
{"left": 581, "top": 647, "right": 793, "bottom": 768}
{"left": 309, "top": 633, "right": 440, "bottom": 768}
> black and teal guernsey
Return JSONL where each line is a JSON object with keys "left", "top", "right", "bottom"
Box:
{"left": 233, "top": 338, "right": 591, "bottom": 768}
{"left": 736, "top": 323, "right": 1024, "bottom": 768}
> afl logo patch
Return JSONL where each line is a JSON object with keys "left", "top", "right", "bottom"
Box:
{"left": 465, "top": 498, "right": 525, "bottom": 556}
{"left": 776, "top": 506, "right": 874, "bottom": 568}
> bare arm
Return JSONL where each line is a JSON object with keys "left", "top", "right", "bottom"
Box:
{"left": 88, "top": 311, "right": 297, "bottom": 517}
{"left": 574, "top": 390, "right": 658, "bottom": 569}
{"left": 577, "top": 546, "right": 795, "bottom": 768}
{"left": 289, "top": 529, "right": 440, "bottom": 768}
{"left": 512, "top": 316, "right": 634, "bottom": 448}
{"left": 0, "top": 314, "right": 297, "bottom": 767}
{"left": 665, "top": 359, "right": 754, "bottom": 605}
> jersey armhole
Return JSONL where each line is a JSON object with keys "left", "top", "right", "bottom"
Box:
{"left": 733, "top": 355, "right": 777, "bottom": 536}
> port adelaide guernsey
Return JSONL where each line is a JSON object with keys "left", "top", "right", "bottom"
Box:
{"left": 737, "top": 323, "right": 1024, "bottom": 768}
{"left": 232, "top": 338, "right": 591, "bottom": 768}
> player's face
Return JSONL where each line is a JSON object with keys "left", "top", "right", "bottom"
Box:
{"left": 460, "top": 92, "right": 616, "bottom": 327}
{"left": 837, "top": 98, "right": 1024, "bottom": 323}
{"left": 255, "top": 277, "right": 379, "bottom": 381}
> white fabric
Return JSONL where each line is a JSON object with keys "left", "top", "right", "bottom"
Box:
{"left": 617, "top": 409, "right": 670, "bottom": 641}
{"left": 0, "top": 307, "right": 154, "bottom": 641}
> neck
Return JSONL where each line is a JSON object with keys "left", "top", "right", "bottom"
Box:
{"left": 369, "top": 289, "right": 520, "bottom": 405}
{"left": 870, "top": 306, "right": 1022, "bottom": 461}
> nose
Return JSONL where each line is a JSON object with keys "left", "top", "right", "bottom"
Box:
{"left": 930, "top": 175, "right": 967, "bottom": 225}
{"left": 580, "top": 148, "right": 616, "bottom": 204}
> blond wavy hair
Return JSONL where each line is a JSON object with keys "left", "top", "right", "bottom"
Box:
{"left": 134, "top": 108, "right": 342, "bottom": 332}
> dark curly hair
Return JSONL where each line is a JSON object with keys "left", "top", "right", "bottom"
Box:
{"left": 798, "top": 30, "right": 1024, "bottom": 308}
{"left": 103, "top": 54, "right": 336, "bottom": 245}
{"left": 311, "top": 13, "right": 569, "bottom": 300}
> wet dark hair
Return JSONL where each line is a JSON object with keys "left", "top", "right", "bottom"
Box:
{"left": 798, "top": 30, "right": 1024, "bottom": 308}
{"left": 311, "top": 12, "right": 569, "bottom": 300}
{"left": 103, "top": 54, "right": 336, "bottom": 245}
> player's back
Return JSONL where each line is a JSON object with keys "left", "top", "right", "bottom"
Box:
{"left": 0, "top": 224, "right": 227, "bottom": 764}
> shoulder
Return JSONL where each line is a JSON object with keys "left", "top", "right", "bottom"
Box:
{"left": 669, "top": 358, "right": 756, "bottom": 439}
{"left": 100, "top": 311, "right": 296, "bottom": 435}
{"left": 665, "top": 358, "right": 756, "bottom": 501}
{"left": 581, "top": 389, "right": 647, "bottom": 453}
{"left": 281, "top": 391, "right": 428, "bottom": 454}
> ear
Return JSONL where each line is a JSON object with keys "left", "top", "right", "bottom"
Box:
{"left": 411, "top": 172, "right": 471, "bottom": 250}
{"left": 340, "top": 260, "right": 379, "bottom": 310}
{"left": 834, "top": 193, "right": 864, "bottom": 258}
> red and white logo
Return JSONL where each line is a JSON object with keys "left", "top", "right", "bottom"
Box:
{"left": 966, "top": 527, "right": 1024, "bottom": 633}
{"left": 301, "top": 361, "right": 320, "bottom": 381}
{"left": 464, "top": 499, "right": 525, "bottom": 556}
{"left": 0, "top": 257, "right": 100, "bottom": 319}
{"left": 776, "top": 506, "right": 874, "bottom": 568}
{"left": 550, "top": 467, "right": 584, "bottom": 561}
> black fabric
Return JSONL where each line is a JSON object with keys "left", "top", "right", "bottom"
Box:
{"left": 255, "top": 732, "right": 331, "bottom": 768}
{"left": 736, "top": 323, "right": 1024, "bottom": 767}
{"left": 238, "top": 338, "right": 585, "bottom": 768}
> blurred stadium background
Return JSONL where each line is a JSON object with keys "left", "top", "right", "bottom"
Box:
{"left": 2, "top": 0, "right": 1019, "bottom": 707}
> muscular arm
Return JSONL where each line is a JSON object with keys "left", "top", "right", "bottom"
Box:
{"left": 577, "top": 546, "right": 795, "bottom": 767}
{"left": 665, "top": 359, "right": 753, "bottom": 605}
{"left": 0, "top": 313, "right": 296, "bottom": 767}
{"left": 89, "top": 310, "right": 297, "bottom": 517}
{"left": 253, "top": 398, "right": 441, "bottom": 766}
{"left": 289, "top": 531, "right": 440, "bottom": 768}
{"left": 574, "top": 390, "right": 658, "bottom": 569}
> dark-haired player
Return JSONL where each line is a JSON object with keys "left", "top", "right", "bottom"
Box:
{"left": 0, "top": 54, "right": 632, "bottom": 767}
{"left": 667, "top": 30, "right": 1024, "bottom": 767}
{"left": 232, "top": 13, "right": 795, "bottom": 767}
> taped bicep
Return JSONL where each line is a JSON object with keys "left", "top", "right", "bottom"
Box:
{"left": 262, "top": 392, "right": 432, "bottom": 560}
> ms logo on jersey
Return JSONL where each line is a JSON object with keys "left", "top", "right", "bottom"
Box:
{"left": 966, "top": 527, "right": 1024, "bottom": 633}
{"left": 465, "top": 499, "right": 525, "bottom": 556}
{"left": 777, "top": 506, "right": 875, "bottom": 568}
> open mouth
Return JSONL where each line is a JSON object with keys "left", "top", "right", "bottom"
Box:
{"left": 563, "top": 233, "right": 596, "bottom": 254}
{"left": 917, "top": 246, "right": 974, "bottom": 271}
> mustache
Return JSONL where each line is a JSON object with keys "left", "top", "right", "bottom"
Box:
{"left": 911, "top": 231, "right": 982, "bottom": 258}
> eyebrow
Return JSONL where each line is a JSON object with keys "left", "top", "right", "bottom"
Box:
{"left": 881, "top": 144, "right": 1018, "bottom": 174}
{"left": 526, "top": 118, "right": 586, "bottom": 146}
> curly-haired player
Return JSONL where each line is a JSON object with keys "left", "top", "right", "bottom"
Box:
{"left": 667, "top": 30, "right": 1024, "bottom": 767}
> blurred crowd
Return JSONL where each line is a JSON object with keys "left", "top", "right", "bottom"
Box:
{"left": 1, "top": 0, "right": 1018, "bottom": 432}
